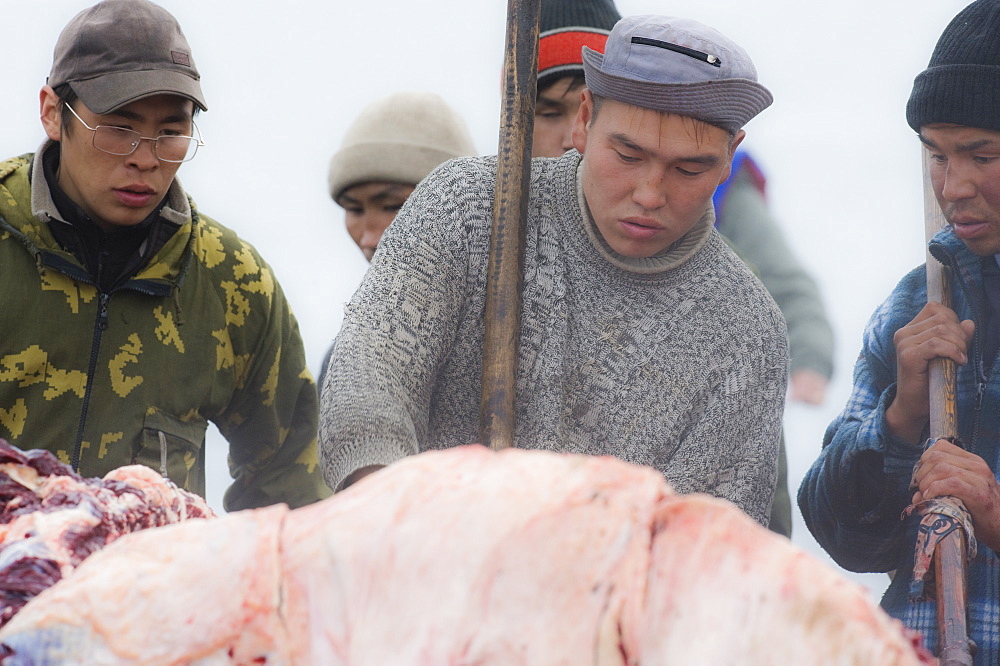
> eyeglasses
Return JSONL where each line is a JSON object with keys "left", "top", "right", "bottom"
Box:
{"left": 63, "top": 103, "right": 205, "bottom": 163}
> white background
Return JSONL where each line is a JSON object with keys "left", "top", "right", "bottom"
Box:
{"left": 1, "top": 0, "right": 973, "bottom": 600}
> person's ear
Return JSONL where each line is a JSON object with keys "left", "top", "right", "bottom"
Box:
{"left": 40, "top": 86, "right": 63, "bottom": 142}
{"left": 571, "top": 89, "right": 594, "bottom": 154}
{"left": 719, "top": 129, "right": 747, "bottom": 184}
{"left": 729, "top": 129, "right": 746, "bottom": 158}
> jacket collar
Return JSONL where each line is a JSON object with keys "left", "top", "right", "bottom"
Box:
{"left": 13, "top": 141, "right": 197, "bottom": 289}
{"left": 928, "top": 225, "right": 986, "bottom": 288}
{"left": 30, "top": 140, "right": 192, "bottom": 231}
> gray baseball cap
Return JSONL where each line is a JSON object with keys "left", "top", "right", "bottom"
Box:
{"left": 582, "top": 15, "right": 771, "bottom": 133}
{"left": 48, "top": 0, "right": 207, "bottom": 114}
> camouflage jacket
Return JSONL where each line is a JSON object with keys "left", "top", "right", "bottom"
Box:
{"left": 0, "top": 148, "right": 330, "bottom": 511}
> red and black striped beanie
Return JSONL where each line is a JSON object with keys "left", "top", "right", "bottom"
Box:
{"left": 538, "top": 0, "right": 621, "bottom": 88}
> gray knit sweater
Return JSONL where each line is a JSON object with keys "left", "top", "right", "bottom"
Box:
{"left": 320, "top": 150, "right": 788, "bottom": 525}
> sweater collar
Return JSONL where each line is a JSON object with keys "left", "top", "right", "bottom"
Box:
{"left": 574, "top": 158, "right": 714, "bottom": 275}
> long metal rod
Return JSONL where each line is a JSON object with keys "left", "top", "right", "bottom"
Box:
{"left": 480, "top": 0, "right": 540, "bottom": 451}
{"left": 922, "top": 150, "right": 973, "bottom": 666}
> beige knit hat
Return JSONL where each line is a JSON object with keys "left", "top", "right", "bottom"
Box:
{"left": 328, "top": 91, "right": 477, "bottom": 201}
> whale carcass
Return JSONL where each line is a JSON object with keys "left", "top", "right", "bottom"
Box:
{"left": 0, "top": 445, "right": 932, "bottom": 664}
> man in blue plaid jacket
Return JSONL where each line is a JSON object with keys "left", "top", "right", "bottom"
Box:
{"left": 798, "top": 2, "right": 1000, "bottom": 662}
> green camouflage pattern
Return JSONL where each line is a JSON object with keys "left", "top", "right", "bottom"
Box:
{"left": 0, "top": 151, "right": 331, "bottom": 511}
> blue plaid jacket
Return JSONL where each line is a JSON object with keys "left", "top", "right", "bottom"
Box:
{"left": 798, "top": 227, "right": 1000, "bottom": 663}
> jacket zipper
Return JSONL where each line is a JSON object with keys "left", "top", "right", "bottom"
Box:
{"left": 66, "top": 279, "right": 169, "bottom": 471}
{"left": 17, "top": 206, "right": 179, "bottom": 473}
{"left": 71, "top": 291, "right": 110, "bottom": 471}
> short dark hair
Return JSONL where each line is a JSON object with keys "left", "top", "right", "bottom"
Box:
{"left": 53, "top": 83, "right": 201, "bottom": 139}
{"left": 589, "top": 91, "right": 605, "bottom": 122}
{"left": 537, "top": 73, "right": 586, "bottom": 97}
{"left": 588, "top": 92, "right": 738, "bottom": 142}
{"left": 53, "top": 84, "right": 79, "bottom": 138}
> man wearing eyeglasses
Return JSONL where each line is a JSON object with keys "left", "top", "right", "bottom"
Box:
{"left": 0, "top": 0, "right": 330, "bottom": 511}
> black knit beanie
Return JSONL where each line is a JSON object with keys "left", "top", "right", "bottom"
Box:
{"left": 538, "top": 0, "right": 621, "bottom": 88}
{"left": 906, "top": 0, "right": 1000, "bottom": 133}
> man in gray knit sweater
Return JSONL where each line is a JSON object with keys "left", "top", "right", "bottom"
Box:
{"left": 319, "top": 15, "right": 788, "bottom": 525}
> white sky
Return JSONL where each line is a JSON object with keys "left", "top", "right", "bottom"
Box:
{"left": 1, "top": 0, "right": 973, "bottom": 599}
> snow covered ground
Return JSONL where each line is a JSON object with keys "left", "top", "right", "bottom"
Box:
{"left": 1, "top": 0, "right": 973, "bottom": 601}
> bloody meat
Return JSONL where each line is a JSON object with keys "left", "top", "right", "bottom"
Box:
{"left": 0, "top": 439, "right": 213, "bottom": 628}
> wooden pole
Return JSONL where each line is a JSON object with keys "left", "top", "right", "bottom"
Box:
{"left": 480, "top": 0, "right": 540, "bottom": 451}
{"left": 922, "top": 150, "right": 974, "bottom": 666}
{"left": 924, "top": 151, "right": 959, "bottom": 437}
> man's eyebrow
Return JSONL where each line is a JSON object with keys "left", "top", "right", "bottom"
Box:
{"left": 609, "top": 132, "right": 645, "bottom": 153}
{"left": 106, "top": 109, "right": 192, "bottom": 125}
{"left": 338, "top": 185, "right": 411, "bottom": 206}
{"left": 676, "top": 153, "right": 720, "bottom": 166}
{"left": 920, "top": 134, "right": 998, "bottom": 153}
{"left": 535, "top": 96, "right": 564, "bottom": 109}
{"left": 956, "top": 138, "right": 997, "bottom": 152}
{"left": 609, "top": 132, "right": 720, "bottom": 165}
{"left": 368, "top": 188, "right": 409, "bottom": 202}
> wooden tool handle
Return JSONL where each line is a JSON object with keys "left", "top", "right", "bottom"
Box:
{"left": 922, "top": 150, "right": 974, "bottom": 666}
{"left": 480, "top": 0, "right": 541, "bottom": 451}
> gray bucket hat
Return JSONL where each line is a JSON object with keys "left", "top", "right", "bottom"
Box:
{"left": 582, "top": 15, "right": 772, "bottom": 133}
{"left": 48, "top": 0, "right": 207, "bottom": 114}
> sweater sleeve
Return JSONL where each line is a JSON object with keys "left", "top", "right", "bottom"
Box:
{"left": 718, "top": 172, "right": 835, "bottom": 379}
{"left": 797, "top": 286, "right": 925, "bottom": 573}
{"left": 319, "top": 161, "right": 479, "bottom": 490}
{"left": 215, "top": 252, "right": 332, "bottom": 512}
{"left": 725, "top": 333, "right": 789, "bottom": 527}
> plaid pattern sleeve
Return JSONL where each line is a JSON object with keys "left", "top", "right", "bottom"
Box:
{"left": 800, "top": 248, "right": 1000, "bottom": 663}
{"left": 797, "top": 271, "right": 927, "bottom": 574}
